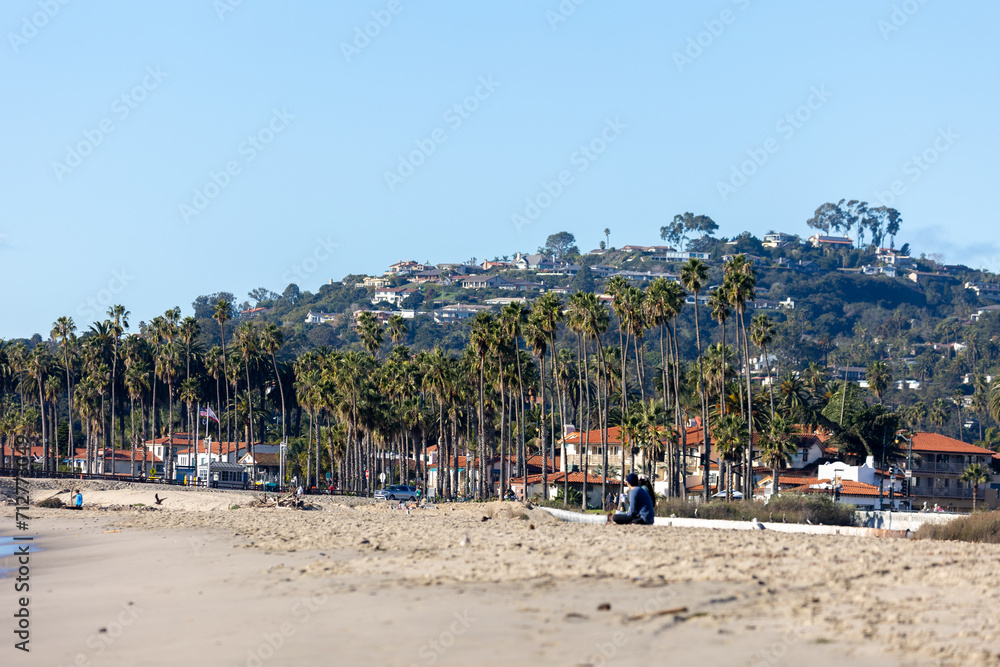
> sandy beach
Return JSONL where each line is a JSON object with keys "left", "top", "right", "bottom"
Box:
{"left": 4, "top": 480, "right": 1000, "bottom": 666}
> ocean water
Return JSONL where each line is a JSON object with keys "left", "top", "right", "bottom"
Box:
{"left": 0, "top": 535, "right": 40, "bottom": 578}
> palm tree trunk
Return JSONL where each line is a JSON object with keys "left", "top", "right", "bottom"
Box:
{"left": 693, "top": 294, "right": 710, "bottom": 503}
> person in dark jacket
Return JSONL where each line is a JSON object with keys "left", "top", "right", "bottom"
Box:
{"left": 609, "top": 473, "right": 654, "bottom": 525}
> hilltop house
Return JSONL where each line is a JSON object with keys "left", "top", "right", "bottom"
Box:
{"left": 458, "top": 275, "right": 507, "bottom": 289}
{"left": 965, "top": 282, "right": 1000, "bottom": 301}
{"left": 433, "top": 304, "right": 490, "bottom": 323}
{"left": 371, "top": 287, "right": 418, "bottom": 306}
{"left": 762, "top": 232, "right": 797, "bottom": 248}
{"left": 807, "top": 234, "right": 853, "bottom": 249}
{"left": 304, "top": 310, "right": 337, "bottom": 324}
{"left": 512, "top": 253, "right": 556, "bottom": 271}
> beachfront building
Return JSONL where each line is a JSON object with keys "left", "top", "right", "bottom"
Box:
{"left": 68, "top": 447, "right": 164, "bottom": 477}
{"left": 508, "top": 471, "right": 618, "bottom": 506}
{"left": 900, "top": 433, "right": 997, "bottom": 511}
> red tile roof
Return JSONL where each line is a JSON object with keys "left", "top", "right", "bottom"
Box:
{"left": 786, "top": 479, "right": 884, "bottom": 497}
{"left": 510, "top": 472, "right": 622, "bottom": 486}
{"left": 908, "top": 433, "right": 995, "bottom": 456}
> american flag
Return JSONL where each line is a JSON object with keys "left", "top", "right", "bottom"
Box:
{"left": 199, "top": 406, "right": 220, "bottom": 424}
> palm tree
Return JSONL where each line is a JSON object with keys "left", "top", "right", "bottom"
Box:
{"left": 524, "top": 315, "right": 550, "bottom": 499}
{"left": 960, "top": 462, "right": 991, "bottom": 511}
{"left": 233, "top": 322, "right": 260, "bottom": 481}
{"left": 712, "top": 413, "right": 747, "bottom": 501}
{"left": 760, "top": 415, "right": 795, "bottom": 499}
{"left": 107, "top": 305, "right": 129, "bottom": 456}
{"left": 866, "top": 361, "right": 891, "bottom": 404}
{"left": 156, "top": 339, "right": 180, "bottom": 479}
{"left": 213, "top": 299, "right": 233, "bottom": 442}
{"left": 26, "top": 345, "right": 50, "bottom": 471}
{"left": 499, "top": 302, "right": 529, "bottom": 484}
{"left": 125, "top": 362, "right": 149, "bottom": 477}
{"left": 681, "top": 257, "right": 711, "bottom": 503}
{"left": 724, "top": 254, "right": 757, "bottom": 497}
{"left": 387, "top": 314, "right": 407, "bottom": 346}
{"left": 51, "top": 316, "right": 77, "bottom": 467}
{"left": 260, "top": 323, "right": 287, "bottom": 447}
{"left": 179, "top": 315, "right": 199, "bottom": 432}
{"left": 708, "top": 289, "right": 731, "bottom": 415}
{"left": 749, "top": 313, "right": 776, "bottom": 418}
{"left": 356, "top": 311, "right": 384, "bottom": 358}
{"left": 468, "top": 312, "right": 496, "bottom": 500}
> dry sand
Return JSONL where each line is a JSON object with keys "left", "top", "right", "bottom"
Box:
{"left": 3, "top": 480, "right": 1000, "bottom": 666}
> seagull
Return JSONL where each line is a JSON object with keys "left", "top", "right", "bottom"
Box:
{"left": 751, "top": 518, "right": 766, "bottom": 530}
{"left": 154, "top": 493, "right": 166, "bottom": 505}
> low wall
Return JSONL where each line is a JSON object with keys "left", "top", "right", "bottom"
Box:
{"left": 540, "top": 507, "right": 911, "bottom": 538}
{"left": 855, "top": 510, "right": 960, "bottom": 532}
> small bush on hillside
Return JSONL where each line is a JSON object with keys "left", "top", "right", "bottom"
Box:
{"left": 916, "top": 511, "right": 1000, "bottom": 543}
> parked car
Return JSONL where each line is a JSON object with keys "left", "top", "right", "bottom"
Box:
{"left": 374, "top": 485, "right": 419, "bottom": 501}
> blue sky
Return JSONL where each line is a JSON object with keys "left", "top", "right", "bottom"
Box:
{"left": 2, "top": 0, "right": 998, "bottom": 338}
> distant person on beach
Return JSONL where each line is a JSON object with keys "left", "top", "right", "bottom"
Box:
{"left": 72, "top": 490, "right": 83, "bottom": 510}
{"left": 297, "top": 485, "right": 304, "bottom": 497}
{"left": 608, "top": 474, "right": 654, "bottom": 525}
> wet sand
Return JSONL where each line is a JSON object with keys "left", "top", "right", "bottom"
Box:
{"left": 3, "top": 481, "right": 1000, "bottom": 666}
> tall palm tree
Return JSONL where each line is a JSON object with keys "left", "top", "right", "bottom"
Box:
{"left": 260, "top": 323, "right": 287, "bottom": 446}
{"left": 499, "top": 302, "right": 529, "bottom": 484}
{"left": 213, "top": 299, "right": 233, "bottom": 442}
{"left": 524, "top": 314, "right": 550, "bottom": 498}
{"left": 179, "top": 315, "right": 199, "bottom": 433}
{"left": 156, "top": 339, "right": 180, "bottom": 479}
{"left": 107, "top": 305, "right": 129, "bottom": 459}
{"left": 125, "top": 361, "right": 149, "bottom": 477}
{"left": 233, "top": 322, "right": 260, "bottom": 481}
{"left": 469, "top": 312, "right": 496, "bottom": 500}
{"left": 26, "top": 345, "right": 50, "bottom": 471}
{"left": 724, "top": 255, "right": 757, "bottom": 497}
{"left": 51, "top": 316, "right": 77, "bottom": 467}
{"left": 866, "top": 361, "right": 891, "bottom": 404}
{"left": 681, "top": 257, "right": 711, "bottom": 503}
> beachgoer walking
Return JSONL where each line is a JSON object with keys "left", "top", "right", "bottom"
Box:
{"left": 72, "top": 490, "right": 83, "bottom": 510}
{"left": 608, "top": 474, "right": 654, "bottom": 525}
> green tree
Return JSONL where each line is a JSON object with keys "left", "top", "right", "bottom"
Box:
{"left": 961, "top": 462, "right": 991, "bottom": 511}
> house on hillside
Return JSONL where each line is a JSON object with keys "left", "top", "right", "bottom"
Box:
{"left": 512, "top": 253, "right": 558, "bottom": 271}
{"left": 965, "top": 282, "right": 1000, "bottom": 301}
{"left": 807, "top": 235, "right": 853, "bottom": 249}
{"left": 433, "top": 304, "right": 490, "bottom": 323}
{"left": 907, "top": 270, "right": 956, "bottom": 286}
{"left": 650, "top": 251, "right": 711, "bottom": 261}
{"left": 362, "top": 275, "right": 392, "bottom": 288}
{"left": 762, "top": 232, "right": 797, "bottom": 248}
{"left": 304, "top": 311, "right": 337, "bottom": 325}
{"left": 458, "top": 275, "right": 508, "bottom": 289}
{"left": 371, "top": 287, "right": 418, "bottom": 306}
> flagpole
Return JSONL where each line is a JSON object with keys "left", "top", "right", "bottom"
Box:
{"left": 195, "top": 404, "right": 200, "bottom": 486}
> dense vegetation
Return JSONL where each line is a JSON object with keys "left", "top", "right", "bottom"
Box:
{"left": 3, "top": 205, "right": 1000, "bottom": 507}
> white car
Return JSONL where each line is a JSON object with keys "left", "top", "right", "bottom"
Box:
{"left": 374, "top": 485, "right": 419, "bottom": 501}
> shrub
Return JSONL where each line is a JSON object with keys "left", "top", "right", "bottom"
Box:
{"left": 37, "top": 496, "right": 64, "bottom": 508}
{"left": 654, "top": 494, "right": 855, "bottom": 526}
{"left": 916, "top": 511, "right": 1000, "bottom": 543}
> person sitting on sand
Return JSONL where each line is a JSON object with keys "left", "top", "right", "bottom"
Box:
{"left": 608, "top": 473, "right": 654, "bottom": 525}
{"left": 72, "top": 490, "right": 83, "bottom": 510}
